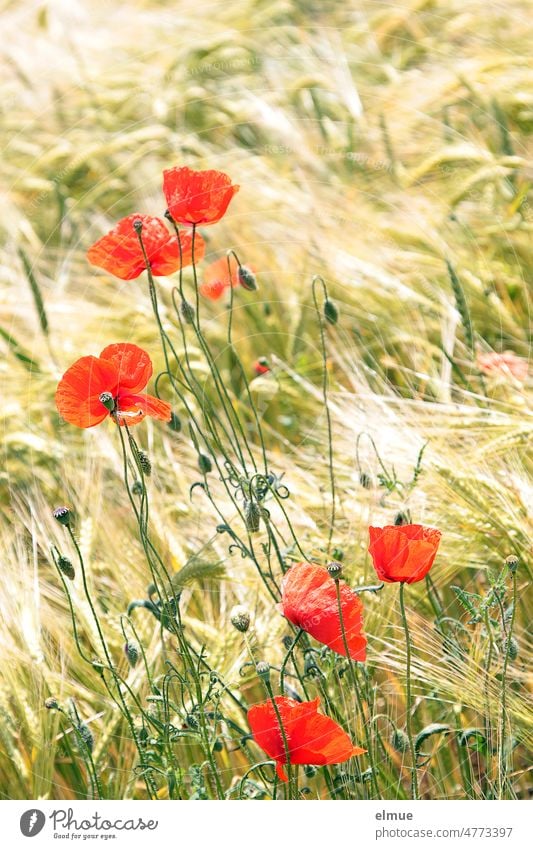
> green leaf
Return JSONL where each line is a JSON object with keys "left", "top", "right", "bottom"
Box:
{"left": 458, "top": 728, "right": 486, "bottom": 754}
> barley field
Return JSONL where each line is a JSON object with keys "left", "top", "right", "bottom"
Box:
{"left": 0, "top": 0, "right": 531, "bottom": 801}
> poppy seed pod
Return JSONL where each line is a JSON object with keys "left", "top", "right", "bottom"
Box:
{"left": 505, "top": 555, "right": 519, "bottom": 573}
{"left": 57, "top": 555, "right": 75, "bottom": 580}
{"left": 53, "top": 506, "right": 71, "bottom": 527}
{"left": 238, "top": 265, "right": 258, "bottom": 291}
{"left": 324, "top": 298, "right": 339, "bottom": 325}
{"left": 327, "top": 561, "right": 343, "bottom": 579}
{"left": 230, "top": 604, "right": 251, "bottom": 633}
{"left": 255, "top": 661, "right": 271, "bottom": 681}
{"left": 124, "top": 641, "right": 140, "bottom": 668}
{"left": 99, "top": 391, "right": 115, "bottom": 412}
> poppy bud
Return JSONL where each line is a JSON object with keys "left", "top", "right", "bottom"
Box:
{"left": 138, "top": 450, "right": 151, "bottom": 477}
{"left": 324, "top": 298, "right": 339, "bottom": 325}
{"left": 506, "top": 636, "right": 518, "bottom": 660}
{"left": 359, "top": 472, "right": 372, "bottom": 489}
{"left": 394, "top": 511, "right": 410, "bottom": 526}
{"left": 99, "top": 391, "right": 115, "bottom": 412}
{"left": 238, "top": 265, "right": 258, "bottom": 291}
{"left": 327, "top": 561, "right": 343, "bottom": 580}
{"left": 53, "top": 506, "right": 71, "bottom": 527}
{"left": 245, "top": 499, "right": 261, "bottom": 533}
{"left": 198, "top": 454, "right": 212, "bottom": 474}
{"left": 282, "top": 635, "right": 293, "bottom": 650}
{"left": 78, "top": 722, "right": 94, "bottom": 753}
{"left": 57, "top": 555, "right": 75, "bottom": 580}
{"left": 185, "top": 713, "right": 199, "bottom": 730}
{"left": 256, "top": 661, "right": 270, "bottom": 682}
{"left": 230, "top": 605, "right": 251, "bottom": 633}
{"left": 168, "top": 411, "right": 182, "bottom": 432}
{"left": 180, "top": 299, "right": 195, "bottom": 325}
{"left": 132, "top": 480, "right": 143, "bottom": 496}
{"left": 124, "top": 641, "right": 140, "bottom": 668}
{"left": 91, "top": 658, "right": 105, "bottom": 671}
{"left": 45, "top": 697, "right": 59, "bottom": 710}
{"left": 390, "top": 728, "right": 409, "bottom": 753}
{"left": 304, "top": 765, "right": 317, "bottom": 778}
{"left": 213, "top": 738, "right": 223, "bottom": 752}
{"left": 505, "top": 555, "right": 519, "bottom": 573}
{"left": 254, "top": 357, "right": 270, "bottom": 376}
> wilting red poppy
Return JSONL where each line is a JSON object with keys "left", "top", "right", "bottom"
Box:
{"left": 199, "top": 255, "right": 239, "bottom": 300}
{"left": 248, "top": 696, "right": 366, "bottom": 781}
{"left": 55, "top": 343, "right": 172, "bottom": 428}
{"left": 253, "top": 357, "right": 270, "bottom": 376}
{"left": 476, "top": 351, "right": 528, "bottom": 382}
{"left": 278, "top": 561, "right": 366, "bottom": 661}
{"left": 87, "top": 214, "right": 204, "bottom": 280}
{"left": 368, "top": 524, "right": 442, "bottom": 584}
{"left": 163, "top": 166, "right": 239, "bottom": 226}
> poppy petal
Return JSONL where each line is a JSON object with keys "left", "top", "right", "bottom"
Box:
{"left": 55, "top": 356, "right": 118, "bottom": 428}
{"left": 163, "top": 166, "right": 239, "bottom": 226}
{"left": 87, "top": 214, "right": 181, "bottom": 280}
{"left": 280, "top": 562, "right": 367, "bottom": 661}
{"left": 100, "top": 343, "right": 153, "bottom": 394}
{"left": 118, "top": 392, "right": 172, "bottom": 423}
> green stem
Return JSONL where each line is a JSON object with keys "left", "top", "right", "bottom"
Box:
{"left": 399, "top": 581, "right": 419, "bottom": 800}
{"left": 334, "top": 579, "right": 381, "bottom": 799}
{"left": 498, "top": 572, "right": 517, "bottom": 799}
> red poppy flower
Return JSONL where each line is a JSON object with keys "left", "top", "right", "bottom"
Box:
{"left": 278, "top": 561, "right": 366, "bottom": 661}
{"left": 253, "top": 358, "right": 270, "bottom": 376}
{"left": 163, "top": 166, "right": 239, "bottom": 226}
{"left": 87, "top": 214, "right": 204, "bottom": 280}
{"left": 248, "top": 696, "right": 366, "bottom": 781}
{"left": 368, "top": 524, "right": 442, "bottom": 584}
{"left": 476, "top": 351, "right": 528, "bottom": 382}
{"left": 199, "top": 255, "right": 239, "bottom": 300}
{"left": 55, "top": 343, "right": 172, "bottom": 428}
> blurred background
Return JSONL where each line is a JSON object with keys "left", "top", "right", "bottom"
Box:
{"left": 0, "top": 0, "right": 531, "bottom": 799}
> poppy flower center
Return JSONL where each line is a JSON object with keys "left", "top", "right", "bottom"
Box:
{"left": 99, "top": 391, "right": 116, "bottom": 412}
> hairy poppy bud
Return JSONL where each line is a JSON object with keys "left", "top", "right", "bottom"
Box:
{"left": 132, "top": 480, "right": 143, "bottom": 496}
{"left": 238, "top": 265, "right": 258, "bottom": 292}
{"left": 505, "top": 555, "right": 519, "bottom": 573}
{"left": 245, "top": 499, "right": 261, "bottom": 533}
{"left": 45, "top": 697, "right": 59, "bottom": 710}
{"left": 327, "top": 561, "right": 343, "bottom": 579}
{"left": 256, "top": 661, "right": 270, "bottom": 681}
{"left": 58, "top": 555, "right": 75, "bottom": 580}
{"left": 390, "top": 728, "right": 409, "bottom": 753}
{"left": 138, "top": 450, "right": 151, "bottom": 477}
{"left": 99, "top": 391, "right": 115, "bottom": 412}
{"left": 230, "top": 605, "right": 250, "bottom": 633}
{"left": 304, "top": 765, "right": 317, "bottom": 778}
{"left": 53, "top": 506, "right": 71, "bottom": 527}
{"left": 198, "top": 454, "right": 212, "bottom": 474}
{"left": 359, "top": 472, "right": 372, "bottom": 489}
{"left": 168, "top": 411, "right": 182, "bottom": 432}
{"left": 324, "top": 298, "right": 339, "bottom": 325}
{"left": 78, "top": 722, "right": 94, "bottom": 753}
{"left": 506, "top": 636, "right": 518, "bottom": 660}
{"left": 180, "top": 299, "right": 195, "bottom": 324}
{"left": 186, "top": 713, "right": 199, "bottom": 730}
{"left": 124, "top": 641, "right": 140, "bottom": 668}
